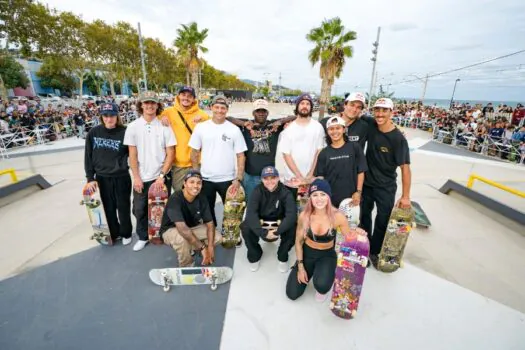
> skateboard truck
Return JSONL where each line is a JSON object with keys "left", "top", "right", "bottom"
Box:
{"left": 161, "top": 271, "right": 173, "bottom": 292}
{"left": 211, "top": 272, "right": 218, "bottom": 291}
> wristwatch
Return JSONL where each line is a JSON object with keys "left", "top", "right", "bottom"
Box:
{"left": 159, "top": 171, "right": 165, "bottom": 179}
{"left": 196, "top": 242, "right": 207, "bottom": 252}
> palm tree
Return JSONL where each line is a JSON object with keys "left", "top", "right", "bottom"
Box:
{"left": 173, "top": 22, "right": 208, "bottom": 92}
{"left": 306, "top": 17, "right": 356, "bottom": 118}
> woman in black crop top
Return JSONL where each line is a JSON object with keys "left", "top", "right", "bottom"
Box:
{"left": 286, "top": 179, "right": 355, "bottom": 302}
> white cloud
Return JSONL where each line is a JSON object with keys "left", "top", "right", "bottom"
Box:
{"left": 44, "top": 0, "right": 525, "bottom": 101}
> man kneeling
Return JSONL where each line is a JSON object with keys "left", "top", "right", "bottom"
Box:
{"left": 241, "top": 166, "right": 297, "bottom": 273}
{"left": 161, "top": 170, "right": 221, "bottom": 266}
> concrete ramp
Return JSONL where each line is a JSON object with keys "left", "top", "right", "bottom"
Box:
{"left": 439, "top": 179, "right": 525, "bottom": 226}
{"left": 0, "top": 174, "right": 52, "bottom": 208}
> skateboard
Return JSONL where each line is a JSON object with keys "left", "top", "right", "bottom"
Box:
{"left": 148, "top": 184, "right": 169, "bottom": 245}
{"left": 377, "top": 207, "right": 416, "bottom": 273}
{"left": 337, "top": 199, "right": 360, "bottom": 251}
{"left": 80, "top": 183, "right": 112, "bottom": 245}
{"left": 149, "top": 266, "right": 233, "bottom": 292}
{"left": 221, "top": 184, "right": 246, "bottom": 248}
{"left": 296, "top": 184, "right": 309, "bottom": 213}
{"left": 260, "top": 219, "right": 281, "bottom": 242}
{"left": 411, "top": 201, "right": 431, "bottom": 228}
{"left": 330, "top": 228, "right": 369, "bottom": 319}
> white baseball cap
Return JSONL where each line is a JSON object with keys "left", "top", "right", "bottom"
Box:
{"left": 252, "top": 99, "right": 269, "bottom": 112}
{"left": 326, "top": 116, "right": 346, "bottom": 128}
{"left": 345, "top": 92, "right": 366, "bottom": 106}
{"left": 373, "top": 98, "right": 394, "bottom": 110}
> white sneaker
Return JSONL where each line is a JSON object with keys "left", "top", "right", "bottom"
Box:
{"left": 278, "top": 261, "right": 288, "bottom": 273}
{"left": 122, "top": 237, "right": 132, "bottom": 246}
{"left": 250, "top": 261, "right": 260, "bottom": 272}
{"left": 133, "top": 240, "right": 148, "bottom": 251}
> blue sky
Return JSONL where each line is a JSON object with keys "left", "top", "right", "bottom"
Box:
{"left": 44, "top": 0, "right": 525, "bottom": 101}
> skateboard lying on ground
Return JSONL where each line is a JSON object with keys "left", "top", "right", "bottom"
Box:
{"left": 260, "top": 219, "right": 281, "bottom": 242}
{"left": 330, "top": 228, "right": 369, "bottom": 319}
{"left": 149, "top": 266, "right": 233, "bottom": 292}
{"left": 296, "top": 184, "right": 309, "bottom": 213}
{"left": 80, "top": 183, "right": 112, "bottom": 245}
{"left": 221, "top": 184, "right": 246, "bottom": 248}
{"left": 411, "top": 201, "right": 431, "bottom": 228}
{"left": 377, "top": 206, "right": 416, "bottom": 273}
{"left": 337, "top": 198, "right": 360, "bottom": 251}
{"left": 148, "top": 184, "right": 169, "bottom": 245}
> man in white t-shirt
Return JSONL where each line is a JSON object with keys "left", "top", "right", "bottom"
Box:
{"left": 279, "top": 93, "right": 325, "bottom": 199}
{"left": 124, "top": 91, "right": 177, "bottom": 251}
{"left": 189, "top": 95, "right": 247, "bottom": 239}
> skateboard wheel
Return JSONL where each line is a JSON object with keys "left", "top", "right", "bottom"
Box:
{"left": 399, "top": 260, "right": 405, "bottom": 268}
{"left": 211, "top": 284, "right": 217, "bottom": 291}
{"left": 329, "top": 302, "right": 335, "bottom": 310}
{"left": 379, "top": 260, "right": 385, "bottom": 267}
{"left": 163, "top": 285, "right": 170, "bottom": 292}
{"left": 412, "top": 222, "right": 417, "bottom": 228}
{"left": 361, "top": 258, "right": 368, "bottom": 268}
{"left": 351, "top": 310, "right": 357, "bottom": 318}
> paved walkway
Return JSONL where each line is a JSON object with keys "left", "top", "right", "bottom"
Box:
{"left": 1, "top": 103, "right": 524, "bottom": 350}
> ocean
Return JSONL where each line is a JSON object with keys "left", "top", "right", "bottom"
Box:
{"left": 398, "top": 98, "right": 522, "bottom": 109}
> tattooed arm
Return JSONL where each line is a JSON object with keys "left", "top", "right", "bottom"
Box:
{"left": 190, "top": 148, "right": 201, "bottom": 171}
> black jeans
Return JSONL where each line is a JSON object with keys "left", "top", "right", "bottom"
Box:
{"left": 132, "top": 176, "right": 171, "bottom": 241}
{"left": 97, "top": 174, "right": 132, "bottom": 240}
{"left": 202, "top": 180, "right": 232, "bottom": 227}
{"left": 359, "top": 184, "right": 396, "bottom": 255}
{"left": 241, "top": 222, "right": 296, "bottom": 263}
{"left": 286, "top": 244, "right": 336, "bottom": 300}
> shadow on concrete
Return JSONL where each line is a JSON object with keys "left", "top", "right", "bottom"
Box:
{"left": 0, "top": 241, "right": 235, "bottom": 350}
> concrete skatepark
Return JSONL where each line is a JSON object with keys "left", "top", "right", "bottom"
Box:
{"left": 1, "top": 102, "right": 524, "bottom": 350}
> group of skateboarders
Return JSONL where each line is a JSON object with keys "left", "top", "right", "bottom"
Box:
{"left": 84, "top": 86, "right": 412, "bottom": 302}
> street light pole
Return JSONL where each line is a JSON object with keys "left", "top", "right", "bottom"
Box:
{"left": 138, "top": 22, "right": 147, "bottom": 92}
{"left": 450, "top": 78, "right": 460, "bottom": 109}
{"left": 367, "top": 27, "right": 381, "bottom": 110}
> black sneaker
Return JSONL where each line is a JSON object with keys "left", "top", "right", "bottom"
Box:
{"left": 369, "top": 254, "right": 378, "bottom": 269}
{"left": 235, "top": 238, "right": 242, "bottom": 248}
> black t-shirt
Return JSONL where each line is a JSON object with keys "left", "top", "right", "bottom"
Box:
{"left": 160, "top": 191, "right": 213, "bottom": 235}
{"left": 320, "top": 117, "right": 369, "bottom": 149}
{"left": 239, "top": 120, "right": 285, "bottom": 176}
{"left": 314, "top": 142, "right": 368, "bottom": 206}
{"left": 363, "top": 120, "right": 410, "bottom": 188}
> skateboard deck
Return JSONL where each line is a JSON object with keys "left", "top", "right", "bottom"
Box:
{"left": 260, "top": 220, "right": 281, "bottom": 242}
{"left": 80, "top": 183, "right": 112, "bottom": 245}
{"left": 296, "top": 184, "right": 309, "bottom": 213}
{"left": 411, "top": 201, "right": 431, "bottom": 228}
{"left": 221, "top": 184, "right": 246, "bottom": 248}
{"left": 337, "top": 199, "right": 360, "bottom": 251}
{"left": 330, "top": 229, "right": 369, "bottom": 319}
{"left": 377, "top": 207, "right": 416, "bottom": 273}
{"left": 149, "top": 266, "right": 233, "bottom": 292}
{"left": 148, "top": 184, "right": 169, "bottom": 245}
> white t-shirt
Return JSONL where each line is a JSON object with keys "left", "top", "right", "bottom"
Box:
{"left": 278, "top": 119, "right": 325, "bottom": 183}
{"left": 124, "top": 117, "right": 177, "bottom": 182}
{"left": 188, "top": 120, "right": 247, "bottom": 182}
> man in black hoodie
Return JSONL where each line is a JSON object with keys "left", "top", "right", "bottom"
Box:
{"left": 84, "top": 103, "right": 132, "bottom": 244}
{"left": 241, "top": 166, "right": 297, "bottom": 273}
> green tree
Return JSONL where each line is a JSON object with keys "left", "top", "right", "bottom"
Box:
{"left": 174, "top": 22, "right": 208, "bottom": 92}
{"left": 365, "top": 84, "right": 395, "bottom": 106}
{"left": 306, "top": 17, "right": 356, "bottom": 118}
{"left": 37, "top": 56, "right": 76, "bottom": 93}
{"left": 0, "top": 50, "right": 29, "bottom": 101}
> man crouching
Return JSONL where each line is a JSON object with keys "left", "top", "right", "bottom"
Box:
{"left": 161, "top": 170, "right": 221, "bottom": 266}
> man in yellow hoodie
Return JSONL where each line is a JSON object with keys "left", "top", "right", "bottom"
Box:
{"left": 161, "top": 86, "right": 210, "bottom": 191}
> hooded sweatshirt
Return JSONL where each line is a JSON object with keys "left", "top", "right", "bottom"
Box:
{"left": 244, "top": 182, "right": 297, "bottom": 237}
{"left": 160, "top": 96, "right": 209, "bottom": 167}
{"left": 84, "top": 125, "right": 129, "bottom": 182}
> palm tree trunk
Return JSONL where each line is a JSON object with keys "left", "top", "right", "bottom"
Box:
{"left": 186, "top": 71, "right": 190, "bottom": 86}
{"left": 190, "top": 70, "right": 199, "bottom": 92}
{"left": 319, "top": 78, "right": 331, "bottom": 119}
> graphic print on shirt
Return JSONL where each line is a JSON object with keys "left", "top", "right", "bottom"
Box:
{"left": 249, "top": 128, "right": 274, "bottom": 154}
{"left": 93, "top": 137, "right": 121, "bottom": 151}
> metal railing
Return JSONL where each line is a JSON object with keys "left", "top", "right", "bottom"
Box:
{"left": 431, "top": 126, "right": 524, "bottom": 164}
{"left": 466, "top": 173, "right": 525, "bottom": 199}
{"left": 0, "top": 168, "right": 18, "bottom": 183}
{"left": 0, "top": 112, "right": 138, "bottom": 159}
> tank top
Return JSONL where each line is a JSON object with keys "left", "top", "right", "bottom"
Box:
{"left": 306, "top": 226, "right": 337, "bottom": 243}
